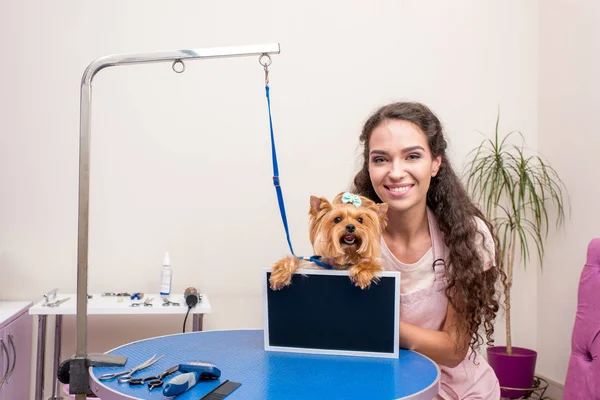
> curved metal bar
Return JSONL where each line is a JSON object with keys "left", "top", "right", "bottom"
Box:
{"left": 0, "top": 339, "right": 9, "bottom": 390}
{"left": 80, "top": 43, "right": 280, "bottom": 85}
{"left": 499, "top": 376, "right": 549, "bottom": 399}
{"left": 74, "top": 43, "right": 280, "bottom": 400}
{"left": 6, "top": 335, "right": 16, "bottom": 381}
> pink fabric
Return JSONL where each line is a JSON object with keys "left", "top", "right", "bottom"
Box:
{"left": 563, "top": 238, "right": 600, "bottom": 400}
{"left": 382, "top": 208, "right": 500, "bottom": 399}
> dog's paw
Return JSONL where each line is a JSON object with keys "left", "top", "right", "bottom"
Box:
{"left": 269, "top": 271, "right": 292, "bottom": 291}
{"left": 349, "top": 265, "right": 380, "bottom": 290}
{"left": 350, "top": 269, "right": 375, "bottom": 289}
{"left": 269, "top": 255, "right": 300, "bottom": 290}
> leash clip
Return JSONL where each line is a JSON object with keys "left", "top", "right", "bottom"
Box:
{"left": 259, "top": 53, "right": 271, "bottom": 86}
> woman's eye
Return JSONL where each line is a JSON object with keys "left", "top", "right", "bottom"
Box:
{"left": 357, "top": 217, "right": 363, "bottom": 224}
{"left": 407, "top": 153, "right": 421, "bottom": 160}
{"left": 372, "top": 157, "right": 386, "bottom": 163}
{"left": 334, "top": 217, "right": 342, "bottom": 224}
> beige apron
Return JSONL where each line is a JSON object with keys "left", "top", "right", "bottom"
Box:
{"left": 382, "top": 208, "right": 500, "bottom": 399}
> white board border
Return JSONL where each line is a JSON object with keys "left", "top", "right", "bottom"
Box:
{"left": 262, "top": 267, "right": 400, "bottom": 359}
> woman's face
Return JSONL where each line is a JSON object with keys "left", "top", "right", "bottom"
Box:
{"left": 368, "top": 119, "right": 441, "bottom": 214}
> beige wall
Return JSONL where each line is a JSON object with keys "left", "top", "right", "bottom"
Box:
{"left": 0, "top": 0, "right": 551, "bottom": 397}
{"left": 537, "top": 0, "right": 600, "bottom": 386}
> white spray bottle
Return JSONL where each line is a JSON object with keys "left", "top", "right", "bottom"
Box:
{"left": 160, "top": 252, "right": 172, "bottom": 298}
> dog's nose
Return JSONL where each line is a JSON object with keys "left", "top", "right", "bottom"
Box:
{"left": 346, "top": 224, "right": 355, "bottom": 233}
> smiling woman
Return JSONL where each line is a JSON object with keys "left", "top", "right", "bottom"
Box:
{"left": 351, "top": 101, "right": 505, "bottom": 400}
{"left": 368, "top": 119, "right": 441, "bottom": 214}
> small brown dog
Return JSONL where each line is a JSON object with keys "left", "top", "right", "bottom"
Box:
{"left": 269, "top": 192, "right": 388, "bottom": 290}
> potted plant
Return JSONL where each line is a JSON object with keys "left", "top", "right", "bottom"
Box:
{"left": 463, "top": 114, "right": 569, "bottom": 399}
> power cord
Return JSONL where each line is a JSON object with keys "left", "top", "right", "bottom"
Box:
{"left": 182, "top": 287, "right": 199, "bottom": 333}
{"left": 182, "top": 305, "right": 192, "bottom": 333}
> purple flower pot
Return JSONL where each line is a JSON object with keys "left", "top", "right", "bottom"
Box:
{"left": 487, "top": 346, "right": 537, "bottom": 399}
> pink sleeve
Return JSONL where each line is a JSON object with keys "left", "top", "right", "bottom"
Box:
{"left": 474, "top": 217, "right": 495, "bottom": 271}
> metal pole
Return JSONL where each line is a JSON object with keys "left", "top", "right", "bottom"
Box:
{"left": 73, "top": 43, "right": 281, "bottom": 400}
{"left": 50, "top": 315, "right": 63, "bottom": 400}
{"left": 192, "top": 314, "right": 204, "bottom": 331}
{"left": 35, "top": 315, "right": 47, "bottom": 400}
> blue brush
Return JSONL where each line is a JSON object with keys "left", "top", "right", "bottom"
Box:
{"left": 163, "top": 361, "right": 221, "bottom": 397}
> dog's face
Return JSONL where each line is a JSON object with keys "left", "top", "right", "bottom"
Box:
{"left": 308, "top": 192, "right": 388, "bottom": 266}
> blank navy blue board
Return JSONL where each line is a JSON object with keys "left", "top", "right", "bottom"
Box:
{"left": 90, "top": 330, "right": 440, "bottom": 399}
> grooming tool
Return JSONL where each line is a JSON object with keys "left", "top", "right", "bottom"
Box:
{"left": 163, "top": 372, "right": 198, "bottom": 397}
{"left": 184, "top": 287, "right": 199, "bottom": 307}
{"left": 162, "top": 361, "right": 221, "bottom": 397}
{"left": 127, "top": 364, "right": 178, "bottom": 390}
{"left": 179, "top": 361, "right": 221, "bottom": 379}
{"left": 97, "top": 354, "right": 164, "bottom": 382}
{"left": 148, "top": 379, "right": 165, "bottom": 391}
{"left": 43, "top": 297, "right": 71, "bottom": 307}
{"left": 162, "top": 298, "right": 180, "bottom": 307}
{"left": 130, "top": 297, "right": 154, "bottom": 307}
{"left": 199, "top": 380, "right": 242, "bottom": 400}
{"left": 42, "top": 288, "right": 70, "bottom": 307}
{"left": 43, "top": 288, "right": 58, "bottom": 304}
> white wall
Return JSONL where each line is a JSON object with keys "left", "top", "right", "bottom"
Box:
{"left": 537, "top": 0, "right": 600, "bottom": 386}
{"left": 0, "top": 0, "right": 541, "bottom": 397}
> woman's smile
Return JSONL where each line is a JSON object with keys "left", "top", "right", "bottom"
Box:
{"left": 385, "top": 183, "right": 414, "bottom": 198}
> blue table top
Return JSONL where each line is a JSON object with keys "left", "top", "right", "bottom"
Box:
{"left": 91, "top": 329, "right": 439, "bottom": 400}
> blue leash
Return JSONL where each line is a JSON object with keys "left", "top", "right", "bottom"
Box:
{"left": 304, "top": 255, "right": 334, "bottom": 270}
{"left": 265, "top": 81, "right": 334, "bottom": 270}
{"left": 265, "top": 84, "right": 295, "bottom": 256}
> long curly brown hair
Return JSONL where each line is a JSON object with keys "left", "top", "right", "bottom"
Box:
{"left": 351, "top": 101, "right": 506, "bottom": 356}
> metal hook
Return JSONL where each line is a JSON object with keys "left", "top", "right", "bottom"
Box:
{"left": 172, "top": 59, "right": 186, "bottom": 74}
{"left": 258, "top": 54, "right": 272, "bottom": 68}
{"left": 259, "top": 53, "right": 271, "bottom": 86}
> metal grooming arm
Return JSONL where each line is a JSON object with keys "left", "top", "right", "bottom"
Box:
{"left": 70, "top": 43, "right": 281, "bottom": 400}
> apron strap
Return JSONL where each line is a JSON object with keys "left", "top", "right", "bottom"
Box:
{"left": 427, "top": 208, "right": 447, "bottom": 276}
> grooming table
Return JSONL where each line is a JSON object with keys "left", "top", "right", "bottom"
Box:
{"left": 89, "top": 329, "right": 440, "bottom": 399}
{"left": 29, "top": 292, "right": 211, "bottom": 400}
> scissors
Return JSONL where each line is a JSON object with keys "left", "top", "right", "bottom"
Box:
{"left": 98, "top": 354, "right": 164, "bottom": 382}
{"left": 131, "top": 297, "right": 154, "bottom": 307}
{"left": 162, "top": 298, "right": 180, "bottom": 307}
{"left": 128, "top": 364, "right": 179, "bottom": 391}
{"left": 43, "top": 297, "right": 70, "bottom": 307}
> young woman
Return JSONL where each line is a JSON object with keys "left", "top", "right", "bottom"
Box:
{"left": 351, "top": 102, "right": 504, "bottom": 399}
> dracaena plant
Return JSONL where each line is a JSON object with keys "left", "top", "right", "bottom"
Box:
{"left": 463, "top": 114, "right": 569, "bottom": 355}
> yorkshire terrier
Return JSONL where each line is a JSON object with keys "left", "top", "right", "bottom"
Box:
{"left": 269, "top": 192, "right": 388, "bottom": 290}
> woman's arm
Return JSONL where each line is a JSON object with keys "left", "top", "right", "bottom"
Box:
{"left": 399, "top": 301, "right": 470, "bottom": 368}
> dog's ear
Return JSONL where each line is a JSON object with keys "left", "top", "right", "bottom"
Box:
{"left": 309, "top": 196, "right": 332, "bottom": 217}
{"left": 376, "top": 202, "right": 388, "bottom": 218}
{"left": 370, "top": 202, "right": 388, "bottom": 228}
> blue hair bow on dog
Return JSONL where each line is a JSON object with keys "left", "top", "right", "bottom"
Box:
{"left": 342, "top": 192, "right": 362, "bottom": 207}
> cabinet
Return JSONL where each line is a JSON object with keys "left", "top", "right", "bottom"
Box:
{"left": 0, "top": 302, "right": 33, "bottom": 400}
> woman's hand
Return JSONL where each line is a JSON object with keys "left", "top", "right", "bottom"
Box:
{"left": 399, "top": 301, "right": 470, "bottom": 368}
